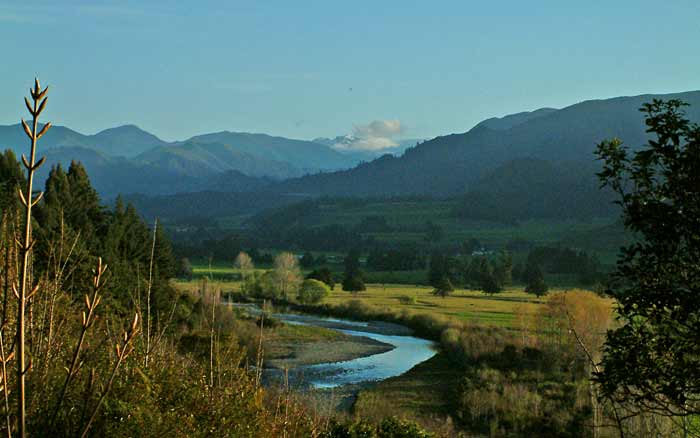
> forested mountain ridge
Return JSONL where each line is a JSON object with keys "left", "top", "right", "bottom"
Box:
{"left": 270, "top": 91, "right": 700, "bottom": 197}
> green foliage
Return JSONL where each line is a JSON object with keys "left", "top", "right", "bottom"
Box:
{"left": 525, "top": 245, "right": 603, "bottom": 285}
{"left": 299, "top": 251, "right": 315, "bottom": 268}
{"left": 427, "top": 252, "right": 450, "bottom": 289}
{"left": 297, "top": 279, "right": 330, "bottom": 304}
{"left": 324, "top": 417, "right": 433, "bottom": 438}
{"left": 241, "top": 271, "right": 277, "bottom": 300}
{"left": 342, "top": 249, "right": 365, "bottom": 293}
{"left": 306, "top": 267, "right": 335, "bottom": 289}
{"left": 0, "top": 149, "right": 24, "bottom": 214}
{"left": 178, "top": 257, "right": 193, "bottom": 279}
{"left": 493, "top": 250, "right": 513, "bottom": 287}
{"left": 595, "top": 99, "right": 700, "bottom": 417}
{"left": 431, "top": 277, "right": 453, "bottom": 298}
{"left": 398, "top": 295, "right": 417, "bottom": 305}
{"left": 366, "top": 247, "right": 424, "bottom": 272}
{"left": 524, "top": 263, "right": 548, "bottom": 297}
{"left": 461, "top": 256, "right": 504, "bottom": 295}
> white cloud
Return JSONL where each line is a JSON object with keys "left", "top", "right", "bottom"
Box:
{"left": 333, "top": 119, "right": 404, "bottom": 152}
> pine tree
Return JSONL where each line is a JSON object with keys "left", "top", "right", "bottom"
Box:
{"left": 342, "top": 249, "right": 365, "bottom": 293}
{"left": 524, "top": 263, "right": 548, "bottom": 297}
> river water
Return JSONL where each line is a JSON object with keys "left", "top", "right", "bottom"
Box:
{"left": 236, "top": 304, "right": 437, "bottom": 389}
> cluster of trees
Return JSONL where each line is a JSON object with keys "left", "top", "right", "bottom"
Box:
{"left": 0, "top": 153, "right": 178, "bottom": 317}
{"left": 237, "top": 252, "right": 331, "bottom": 305}
{"left": 524, "top": 246, "right": 603, "bottom": 285}
{"left": 366, "top": 247, "right": 425, "bottom": 271}
{"left": 427, "top": 251, "right": 514, "bottom": 296}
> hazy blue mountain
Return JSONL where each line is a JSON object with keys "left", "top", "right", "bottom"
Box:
{"left": 89, "top": 124, "right": 169, "bottom": 157}
{"left": 0, "top": 123, "right": 87, "bottom": 152}
{"left": 184, "top": 131, "right": 356, "bottom": 171}
{"left": 135, "top": 141, "right": 303, "bottom": 179}
{"left": 39, "top": 146, "right": 270, "bottom": 198}
{"left": 0, "top": 124, "right": 361, "bottom": 195}
{"left": 271, "top": 91, "right": 700, "bottom": 197}
{"left": 0, "top": 123, "right": 166, "bottom": 158}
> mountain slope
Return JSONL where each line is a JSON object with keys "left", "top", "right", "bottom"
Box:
{"left": 270, "top": 91, "right": 700, "bottom": 197}
{"left": 136, "top": 141, "right": 302, "bottom": 179}
{"left": 0, "top": 123, "right": 167, "bottom": 158}
{"left": 0, "top": 124, "right": 361, "bottom": 194}
{"left": 453, "top": 158, "right": 617, "bottom": 222}
{"left": 89, "top": 125, "right": 169, "bottom": 157}
{"left": 39, "top": 146, "right": 270, "bottom": 198}
{"left": 184, "top": 131, "right": 356, "bottom": 171}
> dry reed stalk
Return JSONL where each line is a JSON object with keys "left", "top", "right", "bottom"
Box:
{"left": 50, "top": 257, "right": 107, "bottom": 426}
{"left": 0, "top": 326, "right": 14, "bottom": 438}
{"left": 16, "top": 78, "right": 51, "bottom": 438}
{"left": 255, "top": 308, "right": 265, "bottom": 387}
{"left": 144, "top": 218, "right": 157, "bottom": 369}
{"left": 79, "top": 313, "right": 139, "bottom": 438}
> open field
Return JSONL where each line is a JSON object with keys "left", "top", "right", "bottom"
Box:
{"left": 175, "top": 278, "right": 551, "bottom": 328}
{"left": 322, "top": 284, "right": 548, "bottom": 328}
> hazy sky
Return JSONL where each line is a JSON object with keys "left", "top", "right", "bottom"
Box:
{"left": 1, "top": 0, "right": 699, "bottom": 143}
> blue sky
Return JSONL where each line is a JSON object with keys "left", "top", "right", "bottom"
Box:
{"left": 1, "top": 0, "right": 699, "bottom": 145}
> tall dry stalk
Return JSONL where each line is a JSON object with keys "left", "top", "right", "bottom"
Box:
{"left": 202, "top": 281, "right": 221, "bottom": 388}
{"left": 16, "top": 78, "right": 51, "bottom": 438}
{"left": 80, "top": 313, "right": 139, "bottom": 438}
{"left": 0, "top": 327, "right": 13, "bottom": 438}
{"left": 50, "top": 257, "right": 107, "bottom": 426}
{"left": 144, "top": 218, "right": 157, "bottom": 369}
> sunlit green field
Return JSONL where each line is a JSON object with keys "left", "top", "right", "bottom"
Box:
{"left": 174, "top": 278, "right": 555, "bottom": 328}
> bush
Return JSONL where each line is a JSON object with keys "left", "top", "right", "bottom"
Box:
{"left": 324, "top": 417, "right": 433, "bottom": 437}
{"left": 297, "top": 279, "right": 331, "bottom": 304}
{"left": 398, "top": 295, "right": 417, "bottom": 305}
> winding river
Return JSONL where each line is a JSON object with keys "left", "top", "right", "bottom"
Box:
{"left": 237, "top": 305, "right": 437, "bottom": 389}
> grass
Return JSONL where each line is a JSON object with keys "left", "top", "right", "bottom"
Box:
{"left": 321, "top": 283, "right": 546, "bottom": 328}
{"left": 175, "top": 278, "right": 549, "bottom": 329}
{"left": 353, "top": 352, "right": 462, "bottom": 433}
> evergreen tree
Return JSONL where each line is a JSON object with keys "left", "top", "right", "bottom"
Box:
{"left": 524, "top": 263, "right": 548, "bottom": 297}
{"left": 427, "top": 252, "right": 449, "bottom": 288}
{"left": 342, "top": 249, "right": 365, "bottom": 293}
{"left": 0, "top": 150, "right": 24, "bottom": 214}
{"left": 306, "top": 267, "right": 335, "bottom": 290}
{"left": 432, "top": 276, "right": 454, "bottom": 298}
{"left": 493, "top": 250, "right": 513, "bottom": 287}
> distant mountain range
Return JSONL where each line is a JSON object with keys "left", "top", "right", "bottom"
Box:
{"left": 0, "top": 124, "right": 362, "bottom": 197}
{"left": 3, "top": 90, "right": 700, "bottom": 221}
